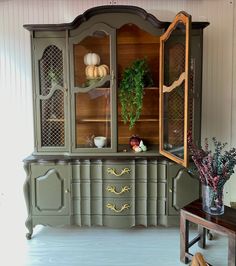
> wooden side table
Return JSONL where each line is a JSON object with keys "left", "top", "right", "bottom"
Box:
{"left": 180, "top": 199, "right": 236, "bottom": 266}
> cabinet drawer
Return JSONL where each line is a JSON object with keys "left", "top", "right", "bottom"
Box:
{"left": 104, "top": 198, "right": 134, "bottom": 216}
{"left": 103, "top": 163, "right": 134, "bottom": 180}
{"left": 135, "top": 181, "right": 147, "bottom": 198}
{"left": 146, "top": 182, "right": 166, "bottom": 198}
{"left": 147, "top": 162, "right": 167, "bottom": 182}
{"left": 103, "top": 215, "right": 135, "bottom": 228}
{"left": 148, "top": 199, "right": 166, "bottom": 215}
{"left": 104, "top": 181, "right": 134, "bottom": 198}
{"left": 72, "top": 181, "right": 102, "bottom": 198}
{"left": 73, "top": 198, "right": 103, "bottom": 215}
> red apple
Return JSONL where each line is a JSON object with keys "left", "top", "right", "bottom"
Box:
{"left": 129, "top": 135, "right": 141, "bottom": 147}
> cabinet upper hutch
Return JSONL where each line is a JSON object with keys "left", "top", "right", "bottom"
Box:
{"left": 23, "top": 5, "right": 208, "bottom": 239}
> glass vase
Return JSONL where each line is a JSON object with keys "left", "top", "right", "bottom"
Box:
{"left": 202, "top": 184, "right": 224, "bottom": 215}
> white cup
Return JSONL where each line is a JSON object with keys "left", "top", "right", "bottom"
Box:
{"left": 94, "top": 136, "right": 107, "bottom": 148}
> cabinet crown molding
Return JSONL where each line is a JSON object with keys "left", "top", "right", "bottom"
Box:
{"left": 23, "top": 5, "right": 209, "bottom": 32}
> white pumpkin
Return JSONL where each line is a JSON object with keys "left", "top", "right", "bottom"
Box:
{"left": 84, "top": 52, "right": 100, "bottom": 66}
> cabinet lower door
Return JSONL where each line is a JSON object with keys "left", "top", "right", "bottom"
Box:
{"left": 31, "top": 164, "right": 71, "bottom": 216}
{"left": 168, "top": 163, "right": 199, "bottom": 215}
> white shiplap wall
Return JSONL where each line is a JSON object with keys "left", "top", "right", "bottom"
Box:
{"left": 0, "top": 0, "right": 235, "bottom": 206}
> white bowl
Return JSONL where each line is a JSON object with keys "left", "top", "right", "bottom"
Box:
{"left": 94, "top": 136, "right": 106, "bottom": 148}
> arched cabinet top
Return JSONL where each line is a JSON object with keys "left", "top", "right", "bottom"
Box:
{"left": 23, "top": 5, "right": 209, "bottom": 32}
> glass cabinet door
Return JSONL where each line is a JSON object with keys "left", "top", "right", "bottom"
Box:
{"left": 34, "top": 39, "right": 68, "bottom": 152}
{"left": 159, "top": 12, "right": 191, "bottom": 167}
{"left": 70, "top": 24, "right": 116, "bottom": 152}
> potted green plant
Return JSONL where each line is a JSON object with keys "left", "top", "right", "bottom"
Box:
{"left": 119, "top": 58, "right": 153, "bottom": 129}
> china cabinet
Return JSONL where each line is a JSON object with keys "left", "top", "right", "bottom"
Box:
{"left": 23, "top": 5, "right": 209, "bottom": 239}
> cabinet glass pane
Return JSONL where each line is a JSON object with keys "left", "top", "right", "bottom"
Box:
{"left": 73, "top": 31, "right": 110, "bottom": 88}
{"left": 73, "top": 30, "right": 112, "bottom": 149}
{"left": 75, "top": 85, "right": 111, "bottom": 148}
{"left": 163, "top": 24, "right": 186, "bottom": 159}
{"left": 39, "top": 45, "right": 65, "bottom": 147}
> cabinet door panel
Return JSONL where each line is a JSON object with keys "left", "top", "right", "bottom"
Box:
{"left": 160, "top": 12, "right": 191, "bottom": 167}
{"left": 34, "top": 38, "right": 68, "bottom": 152}
{"left": 70, "top": 23, "right": 117, "bottom": 152}
{"left": 31, "top": 164, "right": 70, "bottom": 216}
{"left": 168, "top": 164, "right": 199, "bottom": 215}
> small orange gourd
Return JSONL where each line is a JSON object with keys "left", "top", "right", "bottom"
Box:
{"left": 97, "top": 64, "right": 109, "bottom": 77}
{"left": 85, "top": 64, "right": 109, "bottom": 79}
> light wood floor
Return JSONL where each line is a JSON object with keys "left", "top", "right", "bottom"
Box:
{"left": 0, "top": 195, "right": 228, "bottom": 266}
{"left": 1, "top": 224, "right": 228, "bottom": 266}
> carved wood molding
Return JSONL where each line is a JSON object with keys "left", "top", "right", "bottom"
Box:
{"left": 38, "top": 85, "right": 66, "bottom": 100}
{"left": 163, "top": 72, "right": 186, "bottom": 93}
{"left": 74, "top": 75, "right": 111, "bottom": 93}
{"left": 23, "top": 5, "right": 165, "bottom": 31}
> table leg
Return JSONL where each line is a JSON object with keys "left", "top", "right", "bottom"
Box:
{"left": 228, "top": 234, "right": 236, "bottom": 266}
{"left": 198, "top": 225, "right": 206, "bottom": 248}
{"left": 180, "top": 211, "right": 190, "bottom": 264}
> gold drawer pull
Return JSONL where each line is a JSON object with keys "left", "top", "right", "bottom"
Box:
{"left": 106, "top": 185, "right": 131, "bottom": 195}
{"left": 107, "top": 167, "right": 131, "bottom": 177}
{"left": 106, "top": 203, "right": 130, "bottom": 213}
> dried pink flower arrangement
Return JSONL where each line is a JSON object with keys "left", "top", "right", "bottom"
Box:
{"left": 187, "top": 132, "right": 236, "bottom": 192}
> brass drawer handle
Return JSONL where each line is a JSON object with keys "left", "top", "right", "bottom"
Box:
{"left": 107, "top": 167, "right": 131, "bottom": 177}
{"left": 106, "top": 203, "right": 130, "bottom": 213}
{"left": 106, "top": 185, "right": 131, "bottom": 195}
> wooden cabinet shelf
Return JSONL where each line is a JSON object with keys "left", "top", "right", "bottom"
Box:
{"left": 46, "top": 118, "right": 65, "bottom": 122}
{"left": 76, "top": 115, "right": 159, "bottom": 123}
{"left": 77, "top": 118, "right": 110, "bottom": 123}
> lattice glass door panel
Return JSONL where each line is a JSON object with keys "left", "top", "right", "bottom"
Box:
{"left": 160, "top": 12, "right": 191, "bottom": 167}
{"left": 38, "top": 45, "right": 65, "bottom": 147}
{"left": 40, "top": 90, "right": 65, "bottom": 147}
{"left": 163, "top": 43, "right": 185, "bottom": 158}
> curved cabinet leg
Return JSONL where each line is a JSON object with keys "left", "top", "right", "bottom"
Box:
{"left": 25, "top": 217, "right": 33, "bottom": 239}
{"left": 26, "top": 233, "right": 32, "bottom": 240}
{"left": 23, "top": 163, "right": 33, "bottom": 240}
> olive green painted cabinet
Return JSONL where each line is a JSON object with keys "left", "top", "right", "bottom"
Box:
{"left": 24, "top": 158, "right": 199, "bottom": 238}
{"left": 23, "top": 5, "right": 208, "bottom": 238}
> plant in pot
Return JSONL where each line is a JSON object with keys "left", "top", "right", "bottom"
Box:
{"left": 119, "top": 58, "right": 153, "bottom": 129}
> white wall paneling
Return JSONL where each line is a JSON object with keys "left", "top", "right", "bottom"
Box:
{"left": 0, "top": 0, "right": 235, "bottom": 208}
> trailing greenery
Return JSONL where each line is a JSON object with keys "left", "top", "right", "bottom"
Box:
{"left": 119, "top": 58, "right": 153, "bottom": 129}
